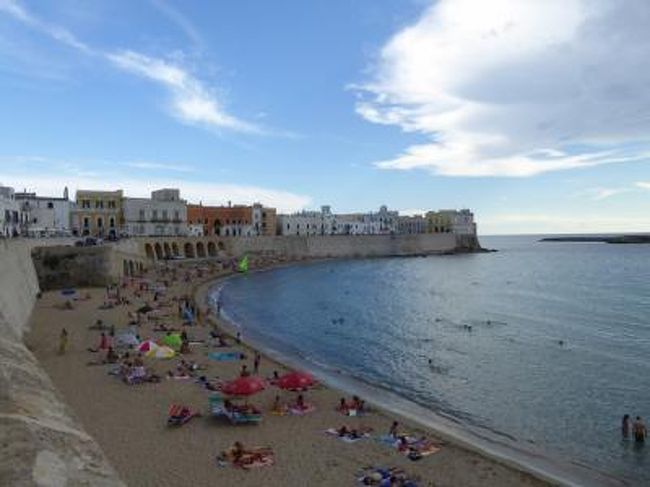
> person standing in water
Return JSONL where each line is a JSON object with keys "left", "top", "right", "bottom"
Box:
{"left": 622, "top": 414, "right": 631, "bottom": 438}
{"left": 633, "top": 416, "right": 647, "bottom": 444}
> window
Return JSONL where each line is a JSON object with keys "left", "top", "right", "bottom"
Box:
{"left": 108, "top": 200, "right": 116, "bottom": 209}
{"left": 152, "top": 210, "right": 158, "bottom": 220}
{"left": 109, "top": 218, "right": 115, "bottom": 228}
{"left": 97, "top": 217, "right": 103, "bottom": 228}
{"left": 47, "top": 202, "right": 54, "bottom": 209}
{"left": 82, "top": 199, "right": 90, "bottom": 209}
{"left": 162, "top": 210, "right": 168, "bottom": 220}
{"left": 174, "top": 210, "right": 179, "bottom": 220}
{"left": 96, "top": 200, "right": 104, "bottom": 209}
{"left": 83, "top": 217, "right": 89, "bottom": 228}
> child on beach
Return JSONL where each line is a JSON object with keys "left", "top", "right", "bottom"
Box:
{"left": 58, "top": 328, "right": 68, "bottom": 354}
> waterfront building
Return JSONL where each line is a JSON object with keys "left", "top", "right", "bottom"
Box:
{"left": 277, "top": 206, "right": 335, "bottom": 236}
{"left": 0, "top": 185, "right": 24, "bottom": 238}
{"left": 187, "top": 203, "right": 276, "bottom": 237}
{"left": 397, "top": 214, "right": 427, "bottom": 234}
{"left": 71, "top": 190, "right": 123, "bottom": 238}
{"left": 122, "top": 189, "right": 188, "bottom": 237}
{"left": 15, "top": 188, "right": 73, "bottom": 237}
{"left": 278, "top": 205, "right": 398, "bottom": 236}
{"left": 426, "top": 209, "right": 476, "bottom": 235}
{"left": 188, "top": 224, "right": 204, "bottom": 237}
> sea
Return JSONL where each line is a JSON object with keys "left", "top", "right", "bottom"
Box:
{"left": 210, "top": 235, "right": 650, "bottom": 486}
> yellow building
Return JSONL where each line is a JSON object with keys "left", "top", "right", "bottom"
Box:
{"left": 425, "top": 211, "right": 452, "bottom": 233}
{"left": 72, "top": 190, "right": 123, "bottom": 238}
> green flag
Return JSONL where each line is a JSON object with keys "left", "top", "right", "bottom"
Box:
{"left": 237, "top": 255, "right": 249, "bottom": 273}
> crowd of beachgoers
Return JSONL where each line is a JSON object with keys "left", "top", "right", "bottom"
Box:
{"left": 26, "top": 258, "right": 552, "bottom": 487}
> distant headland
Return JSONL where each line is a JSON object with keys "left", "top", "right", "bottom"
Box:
{"left": 540, "top": 235, "right": 650, "bottom": 244}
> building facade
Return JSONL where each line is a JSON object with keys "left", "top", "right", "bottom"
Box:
{"left": 122, "top": 189, "right": 188, "bottom": 237}
{"left": 72, "top": 190, "right": 123, "bottom": 238}
{"left": 278, "top": 205, "right": 399, "bottom": 236}
{"left": 15, "top": 188, "right": 73, "bottom": 237}
{"left": 187, "top": 203, "right": 276, "bottom": 237}
{"left": 426, "top": 209, "right": 476, "bottom": 235}
{"left": 397, "top": 214, "right": 427, "bottom": 234}
{"left": 0, "top": 186, "right": 24, "bottom": 238}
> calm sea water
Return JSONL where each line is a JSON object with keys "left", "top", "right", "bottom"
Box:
{"left": 215, "top": 236, "right": 650, "bottom": 485}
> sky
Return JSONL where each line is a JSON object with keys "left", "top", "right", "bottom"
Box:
{"left": 1, "top": 0, "right": 649, "bottom": 235}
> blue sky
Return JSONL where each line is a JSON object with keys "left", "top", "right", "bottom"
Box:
{"left": 1, "top": 0, "right": 649, "bottom": 234}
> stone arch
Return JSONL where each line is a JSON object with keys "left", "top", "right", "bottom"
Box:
{"left": 145, "top": 243, "right": 155, "bottom": 260}
{"left": 207, "top": 241, "right": 217, "bottom": 257}
{"left": 184, "top": 242, "right": 195, "bottom": 258}
{"left": 196, "top": 241, "right": 206, "bottom": 258}
{"left": 171, "top": 242, "right": 179, "bottom": 256}
{"left": 154, "top": 242, "right": 163, "bottom": 260}
{"left": 163, "top": 242, "right": 171, "bottom": 258}
{"left": 217, "top": 241, "right": 225, "bottom": 251}
{"left": 129, "top": 260, "right": 135, "bottom": 276}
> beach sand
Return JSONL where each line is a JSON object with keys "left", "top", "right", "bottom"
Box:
{"left": 25, "top": 261, "right": 553, "bottom": 487}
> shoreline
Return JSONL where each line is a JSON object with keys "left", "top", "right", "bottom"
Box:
{"left": 23, "top": 257, "right": 621, "bottom": 487}
{"left": 199, "top": 262, "right": 626, "bottom": 487}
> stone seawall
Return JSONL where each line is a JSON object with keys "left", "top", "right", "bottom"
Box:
{"left": 0, "top": 239, "right": 124, "bottom": 486}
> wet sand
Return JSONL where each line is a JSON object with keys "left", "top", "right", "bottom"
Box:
{"left": 26, "top": 261, "right": 553, "bottom": 487}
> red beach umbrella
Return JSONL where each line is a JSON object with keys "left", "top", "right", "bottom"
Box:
{"left": 221, "top": 376, "right": 266, "bottom": 396}
{"left": 277, "top": 371, "right": 317, "bottom": 391}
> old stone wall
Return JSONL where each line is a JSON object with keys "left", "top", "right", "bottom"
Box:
{"left": 0, "top": 239, "right": 124, "bottom": 486}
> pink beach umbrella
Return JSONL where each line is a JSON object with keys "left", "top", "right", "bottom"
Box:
{"left": 276, "top": 371, "right": 317, "bottom": 391}
{"left": 221, "top": 376, "right": 266, "bottom": 397}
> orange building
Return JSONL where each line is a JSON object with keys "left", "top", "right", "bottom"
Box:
{"left": 187, "top": 203, "right": 276, "bottom": 237}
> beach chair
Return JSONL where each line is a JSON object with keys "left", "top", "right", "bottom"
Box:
{"left": 209, "top": 394, "right": 263, "bottom": 425}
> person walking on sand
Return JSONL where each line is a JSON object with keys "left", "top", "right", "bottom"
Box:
{"left": 253, "top": 352, "right": 261, "bottom": 374}
{"left": 633, "top": 416, "right": 647, "bottom": 444}
{"left": 58, "top": 328, "right": 69, "bottom": 355}
{"left": 622, "top": 414, "right": 631, "bottom": 439}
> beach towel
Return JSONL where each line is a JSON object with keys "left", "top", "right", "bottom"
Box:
{"left": 208, "top": 351, "right": 242, "bottom": 361}
{"left": 288, "top": 404, "right": 316, "bottom": 416}
{"left": 167, "top": 405, "right": 199, "bottom": 426}
{"left": 325, "top": 428, "right": 370, "bottom": 443}
{"left": 357, "top": 467, "right": 418, "bottom": 486}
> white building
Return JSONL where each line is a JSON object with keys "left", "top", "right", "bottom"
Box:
{"left": 277, "top": 206, "right": 335, "bottom": 236}
{"left": 397, "top": 214, "right": 427, "bottom": 234}
{"left": 15, "top": 188, "right": 73, "bottom": 237}
{"left": 437, "top": 209, "right": 477, "bottom": 235}
{"left": 188, "top": 224, "right": 204, "bottom": 237}
{"left": 122, "top": 188, "right": 188, "bottom": 237}
{"left": 0, "top": 186, "right": 24, "bottom": 238}
{"left": 278, "top": 205, "right": 398, "bottom": 236}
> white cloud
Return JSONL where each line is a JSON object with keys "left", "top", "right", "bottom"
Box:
{"left": 0, "top": 1, "right": 261, "bottom": 134}
{"left": 122, "top": 161, "right": 195, "bottom": 172}
{"left": 150, "top": 0, "right": 202, "bottom": 46}
{"left": 580, "top": 186, "right": 633, "bottom": 200}
{"left": 355, "top": 0, "right": 650, "bottom": 177}
{"left": 0, "top": 0, "right": 91, "bottom": 53}
{"left": 107, "top": 50, "right": 260, "bottom": 134}
{"left": 636, "top": 181, "right": 650, "bottom": 190}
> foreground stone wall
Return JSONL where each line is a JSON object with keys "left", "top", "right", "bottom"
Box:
{"left": 0, "top": 239, "right": 124, "bottom": 486}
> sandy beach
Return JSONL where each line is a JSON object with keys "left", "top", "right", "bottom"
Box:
{"left": 25, "top": 260, "right": 553, "bottom": 487}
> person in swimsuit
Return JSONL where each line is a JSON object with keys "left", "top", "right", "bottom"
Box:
{"left": 622, "top": 414, "right": 631, "bottom": 438}
{"left": 633, "top": 416, "right": 647, "bottom": 443}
